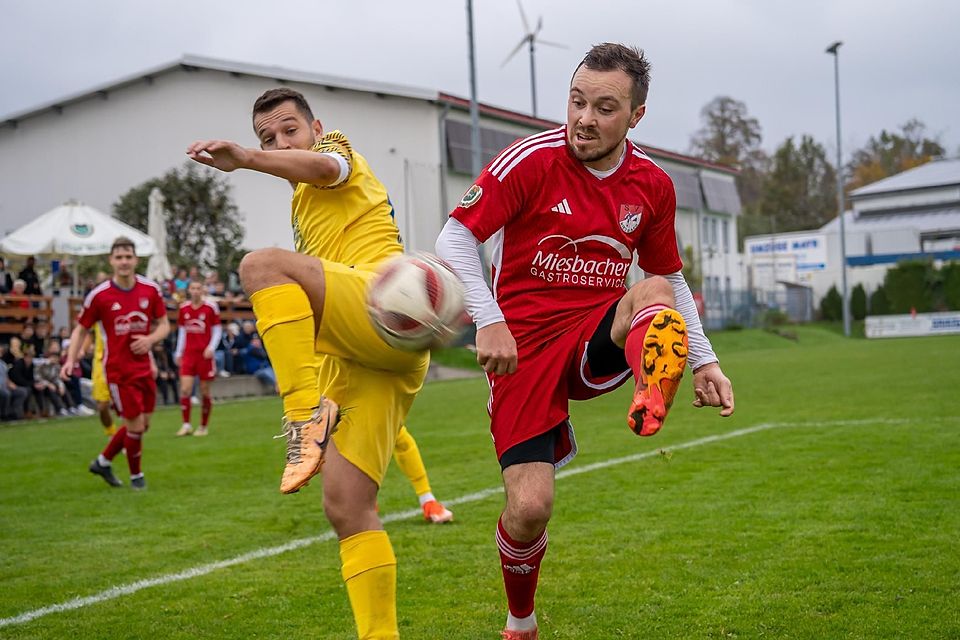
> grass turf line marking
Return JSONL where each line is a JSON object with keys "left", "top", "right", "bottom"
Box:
{"left": 0, "top": 416, "right": 936, "bottom": 628}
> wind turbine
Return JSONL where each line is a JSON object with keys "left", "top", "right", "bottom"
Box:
{"left": 501, "top": 0, "right": 566, "bottom": 118}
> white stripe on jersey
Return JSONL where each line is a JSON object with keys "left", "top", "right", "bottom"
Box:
{"left": 488, "top": 228, "right": 505, "bottom": 301}
{"left": 135, "top": 274, "right": 164, "bottom": 295}
{"left": 494, "top": 139, "right": 567, "bottom": 182}
{"left": 489, "top": 127, "right": 564, "bottom": 176}
{"left": 630, "top": 143, "right": 666, "bottom": 173}
{"left": 83, "top": 280, "right": 112, "bottom": 308}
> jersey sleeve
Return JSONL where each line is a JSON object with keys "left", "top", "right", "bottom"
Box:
{"left": 312, "top": 130, "right": 353, "bottom": 188}
{"left": 177, "top": 306, "right": 186, "bottom": 327}
{"left": 209, "top": 300, "right": 221, "bottom": 326}
{"left": 151, "top": 289, "right": 167, "bottom": 320}
{"left": 449, "top": 147, "right": 540, "bottom": 243}
{"left": 76, "top": 293, "right": 99, "bottom": 329}
{"left": 636, "top": 175, "right": 683, "bottom": 275}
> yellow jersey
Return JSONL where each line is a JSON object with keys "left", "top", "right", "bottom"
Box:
{"left": 291, "top": 130, "right": 403, "bottom": 266}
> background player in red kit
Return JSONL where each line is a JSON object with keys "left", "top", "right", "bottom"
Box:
{"left": 61, "top": 237, "right": 170, "bottom": 490}
{"left": 174, "top": 280, "right": 221, "bottom": 436}
{"left": 436, "top": 44, "right": 735, "bottom": 639}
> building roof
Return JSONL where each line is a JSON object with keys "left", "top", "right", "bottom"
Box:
{"left": 820, "top": 207, "right": 960, "bottom": 236}
{"left": 2, "top": 54, "right": 735, "bottom": 175}
{"left": 850, "top": 158, "right": 960, "bottom": 197}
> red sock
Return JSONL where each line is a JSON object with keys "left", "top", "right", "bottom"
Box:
{"left": 497, "top": 517, "right": 548, "bottom": 619}
{"left": 624, "top": 304, "right": 670, "bottom": 383}
{"left": 180, "top": 396, "right": 192, "bottom": 424}
{"left": 102, "top": 426, "right": 128, "bottom": 460}
{"left": 201, "top": 395, "right": 212, "bottom": 427}
{"left": 124, "top": 431, "right": 143, "bottom": 476}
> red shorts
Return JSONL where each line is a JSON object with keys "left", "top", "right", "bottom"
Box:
{"left": 180, "top": 352, "right": 216, "bottom": 380}
{"left": 108, "top": 375, "right": 157, "bottom": 420}
{"left": 488, "top": 302, "right": 632, "bottom": 467}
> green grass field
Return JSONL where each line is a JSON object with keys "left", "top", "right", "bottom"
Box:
{"left": 2, "top": 327, "right": 959, "bottom": 639}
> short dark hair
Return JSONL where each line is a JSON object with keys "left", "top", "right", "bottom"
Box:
{"left": 110, "top": 236, "right": 136, "bottom": 255}
{"left": 252, "top": 88, "right": 315, "bottom": 128}
{"left": 574, "top": 43, "right": 652, "bottom": 109}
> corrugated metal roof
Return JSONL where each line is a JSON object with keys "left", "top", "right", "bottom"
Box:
{"left": 820, "top": 207, "right": 960, "bottom": 235}
{"left": 850, "top": 158, "right": 960, "bottom": 197}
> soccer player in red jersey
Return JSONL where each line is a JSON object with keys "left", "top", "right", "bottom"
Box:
{"left": 174, "top": 280, "right": 221, "bottom": 436}
{"left": 436, "top": 43, "right": 735, "bottom": 639}
{"left": 61, "top": 237, "right": 170, "bottom": 490}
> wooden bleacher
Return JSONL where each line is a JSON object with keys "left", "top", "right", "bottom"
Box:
{"left": 0, "top": 295, "right": 54, "bottom": 336}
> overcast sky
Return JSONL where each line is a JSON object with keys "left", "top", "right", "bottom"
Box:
{"left": 2, "top": 0, "right": 958, "bottom": 163}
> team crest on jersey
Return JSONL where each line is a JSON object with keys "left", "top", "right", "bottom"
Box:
{"left": 619, "top": 204, "right": 643, "bottom": 233}
{"left": 139, "top": 297, "right": 150, "bottom": 310}
{"left": 460, "top": 184, "right": 483, "bottom": 208}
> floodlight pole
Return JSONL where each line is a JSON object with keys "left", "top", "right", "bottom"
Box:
{"left": 466, "top": 0, "right": 482, "bottom": 179}
{"left": 827, "top": 41, "right": 851, "bottom": 337}
{"left": 529, "top": 38, "right": 538, "bottom": 118}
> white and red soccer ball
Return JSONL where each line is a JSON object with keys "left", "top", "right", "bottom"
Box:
{"left": 366, "top": 252, "right": 469, "bottom": 351}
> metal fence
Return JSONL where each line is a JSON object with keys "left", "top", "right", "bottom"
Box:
{"left": 700, "top": 287, "right": 815, "bottom": 330}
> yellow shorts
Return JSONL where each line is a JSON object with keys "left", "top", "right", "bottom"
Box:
{"left": 315, "top": 259, "right": 430, "bottom": 486}
{"left": 92, "top": 358, "right": 110, "bottom": 404}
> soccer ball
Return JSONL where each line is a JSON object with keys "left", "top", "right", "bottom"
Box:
{"left": 367, "top": 252, "right": 469, "bottom": 351}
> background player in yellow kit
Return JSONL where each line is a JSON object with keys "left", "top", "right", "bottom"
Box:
{"left": 187, "top": 88, "right": 448, "bottom": 638}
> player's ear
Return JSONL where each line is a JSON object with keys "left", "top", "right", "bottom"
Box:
{"left": 313, "top": 119, "right": 324, "bottom": 141}
{"left": 629, "top": 104, "right": 646, "bottom": 129}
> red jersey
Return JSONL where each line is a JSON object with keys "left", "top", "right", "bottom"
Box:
{"left": 78, "top": 275, "right": 167, "bottom": 380}
{"left": 452, "top": 126, "right": 682, "bottom": 348}
{"left": 177, "top": 300, "right": 221, "bottom": 355}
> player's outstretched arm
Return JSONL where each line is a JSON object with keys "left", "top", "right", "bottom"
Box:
{"left": 60, "top": 324, "right": 90, "bottom": 380}
{"left": 692, "top": 362, "right": 734, "bottom": 417}
{"left": 186, "top": 140, "right": 340, "bottom": 185}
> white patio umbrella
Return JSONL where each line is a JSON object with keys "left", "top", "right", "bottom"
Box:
{"left": 0, "top": 200, "right": 155, "bottom": 294}
{"left": 145, "top": 187, "right": 173, "bottom": 283}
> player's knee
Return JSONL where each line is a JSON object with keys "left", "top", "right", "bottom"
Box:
{"left": 632, "top": 275, "right": 674, "bottom": 307}
{"left": 238, "top": 249, "right": 283, "bottom": 293}
{"left": 510, "top": 493, "right": 553, "bottom": 531}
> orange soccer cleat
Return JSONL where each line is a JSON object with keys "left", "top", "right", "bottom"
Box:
{"left": 278, "top": 397, "right": 340, "bottom": 494}
{"left": 422, "top": 499, "right": 453, "bottom": 524}
{"left": 627, "top": 308, "right": 688, "bottom": 437}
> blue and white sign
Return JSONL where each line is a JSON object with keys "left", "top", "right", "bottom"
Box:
{"left": 866, "top": 312, "right": 960, "bottom": 338}
{"left": 745, "top": 233, "right": 828, "bottom": 272}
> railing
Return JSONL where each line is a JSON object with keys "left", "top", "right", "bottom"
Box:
{"left": 66, "top": 296, "right": 256, "bottom": 328}
{"left": 0, "top": 295, "right": 54, "bottom": 335}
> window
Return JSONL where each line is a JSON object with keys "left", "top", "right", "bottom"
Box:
{"left": 711, "top": 219, "right": 719, "bottom": 250}
{"left": 722, "top": 220, "right": 730, "bottom": 254}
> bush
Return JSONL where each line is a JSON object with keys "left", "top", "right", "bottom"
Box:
{"left": 883, "top": 260, "right": 935, "bottom": 313}
{"left": 869, "top": 285, "right": 890, "bottom": 315}
{"left": 850, "top": 283, "right": 867, "bottom": 320}
{"left": 941, "top": 262, "right": 960, "bottom": 310}
{"left": 820, "top": 285, "right": 842, "bottom": 321}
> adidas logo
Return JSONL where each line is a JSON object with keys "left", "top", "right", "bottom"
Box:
{"left": 550, "top": 198, "right": 572, "bottom": 215}
{"left": 111, "top": 302, "right": 122, "bottom": 311}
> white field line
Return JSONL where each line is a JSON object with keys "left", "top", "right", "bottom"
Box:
{"left": 0, "top": 416, "right": 933, "bottom": 628}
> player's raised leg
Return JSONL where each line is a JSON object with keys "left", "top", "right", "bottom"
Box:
{"left": 239, "top": 247, "right": 339, "bottom": 493}
{"left": 393, "top": 425, "right": 453, "bottom": 523}
{"left": 611, "top": 276, "right": 688, "bottom": 437}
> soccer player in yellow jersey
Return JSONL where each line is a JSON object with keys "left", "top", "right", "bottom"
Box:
{"left": 84, "top": 272, "right": 118, "bottom": 436}
{"left": 187, "top": 88, "right": 448, "bottom": 638}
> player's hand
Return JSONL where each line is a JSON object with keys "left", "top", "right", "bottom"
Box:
{"left": 692, "top": 362, "right": 734, "bottom": 417}
{"left": 475, "top": 322, "right": 518, "bottom": 375}
{"left": 59, "top": 360, "right": 74, "bottom": 381}
{"left": 130, "top": 335, "right": 153, "bottom": 355}
{"left": 186, "top": 140, "right": 251, "bottom": 172}
{"left": 203, "top": 347, "right": 214, "bottom": 360}
{"left": 174, "top": 354, "right": 181, "bottom": 366}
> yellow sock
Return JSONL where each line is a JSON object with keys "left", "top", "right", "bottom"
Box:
{"left": 250, "top": 284, "right": 318, "bottom": 422}
{"left": 392, "top": 425, "right": 431, "bottom": 497}
{"left": 340, "top": 530, "right": 398, "bottom": 640}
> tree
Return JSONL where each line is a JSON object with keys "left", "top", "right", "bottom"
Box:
{"left": 758, "top": 135, "right": 837, "bottom": 232}
{"left": 820, "top": 285, "right": 842, "bottom": 321}
{"left": 688, "top": 96, "right": 768, "bottom": 216}
{"left": 113, "top": 162, "right": 246, "bottom": 278}
{"left": 883, "top": 260, "right": 935, "bottom": 313}
{"left": 846, "top": 119, "right": 945, "bottom": 192}
{"left": 850, "top": 283, "right": 867, "bottom": 320}
{"left": 869, "top": 285, "right": 890, "bottom": 315}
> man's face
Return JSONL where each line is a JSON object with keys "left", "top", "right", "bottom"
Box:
{"left": 188, "top": 281, "right": 205, "bottom": 303}
{"left": 254, "top": 100, "right": 322, "bottom": 151}
{"left": 566, "top": 67, "right": 645, "bottom": 170}
{"left": 109, "top": 247, "right": 138, "bottom": 278}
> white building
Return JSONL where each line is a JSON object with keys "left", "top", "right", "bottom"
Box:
{"left": 0, "top": 55, "right": 742, "bottom": 297}
{"left": 745, "top": 157, "right": 960, "bottom": 317}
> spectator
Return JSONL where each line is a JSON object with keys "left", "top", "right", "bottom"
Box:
{"left": 37, "top": 342, "right": 80, "bottom": 415}
{"left": 9, "top": 279, "right": 29, "bottom": 306}
{"left": 241, "top": 336, "right": 276, "bottom": 392}
{"left": 215, "top": 322, "right": 240, "bottom": 376}
{"left": 173, "top": 268, "right": 190, "bottom": 296}
{"left": 1, "top": 360, "right": 28, "bottom": 420}
{"left": 18, "top": 256, "right": 42, "bottom": 295}
{"left": 56, "top": 326, "right": 71, "bottom": 349}
{"left": 234, "top": 320, "right": 257, "bottom": 373}
{"left": 21, "top": 323, "right": 47, "bottom": 357}
{"left": 0, "top": 257, "right": 13, "bottom": 293}
{"left": 4, "top": 335, "right": 23, "bottom": 364}
{"left": 10, "top": 346, "right": 59, "bottom": 417}
{"left": 152, "top": 341, "right": 179, "bottom": 405}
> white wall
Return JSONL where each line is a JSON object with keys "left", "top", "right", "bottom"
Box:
{"left": 0, "top": 67, "right": 443, "bottom": 254}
